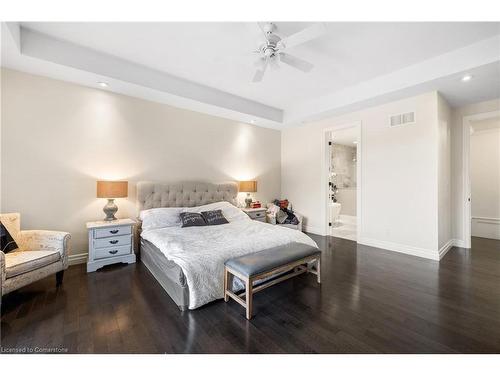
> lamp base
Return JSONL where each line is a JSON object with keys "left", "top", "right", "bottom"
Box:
{"left": 245, "top": 193, "right": 253, "bottom": 208}
{"left": 103, "top": 198, "right": 118, "bottom": 221}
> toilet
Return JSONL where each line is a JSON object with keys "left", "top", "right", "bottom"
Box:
{"left": 330, "top": 202, "right": 342, "bottom": 226}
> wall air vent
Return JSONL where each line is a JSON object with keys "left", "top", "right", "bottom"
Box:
{"left": 389, "top": 111, "right": 416, "bottom": 127}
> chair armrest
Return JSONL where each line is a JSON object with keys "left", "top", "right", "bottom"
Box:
{"left": 293, "top": 211, "right": 303, "bottom": 222}
{"left": 18, "top": 230, "right": 71, "bottom": 267}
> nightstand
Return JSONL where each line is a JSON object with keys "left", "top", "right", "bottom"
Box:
{"left": 241, "top": 207, "right": 267, "bottom": 222}
{"left": 86, "top": 218, "right": 136, "bottom": 273}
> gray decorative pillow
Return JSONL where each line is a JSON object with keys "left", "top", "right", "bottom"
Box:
{"left": 276, "top": 209, "right": 288, "bottom": 224}
{"left": 201, "top": 210, "right": 229, "bottom": 225}
{"left": 180, "top": 212, "right": 207, "bottom": 228}
{"left": 0, "top": 222, "right": 18, "bottom": 253}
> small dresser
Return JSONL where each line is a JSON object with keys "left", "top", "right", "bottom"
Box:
{"left": 241, "top": 207, "right": 267, "bottom": 223}
{"left": 86, "top": 218, "right": 136, "bottom": 272}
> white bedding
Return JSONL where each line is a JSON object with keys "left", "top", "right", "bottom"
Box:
{"left": 140, "top": 204, "right": 318, "bottom": 309}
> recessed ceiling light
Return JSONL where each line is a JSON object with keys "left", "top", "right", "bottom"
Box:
{"left": 97, "top": 81, "right": 109, "bottom": 88}
{"left": 250, "top": 120, "right": 256, "bottom": 124}
{"left": 461, "top": 75, "right": 473, "bottom": 82}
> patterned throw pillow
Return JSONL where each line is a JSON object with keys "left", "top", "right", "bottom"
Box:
{"left": 179, "top": 212, "right": 207, "bottom": 228}
{"left": 0, "top": 222, "right": 18, "bottom": 253}
{"left": 276, "top": 209, "right": 288, "bottom": 224}
{"left": 201, "top": 210, "right": 229, "bottom": 225}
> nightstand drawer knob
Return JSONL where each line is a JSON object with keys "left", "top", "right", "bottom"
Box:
{"left": 109, "top": 240, "right": 119, "bottom": 244}
{"left": 110, "top": 229, "right": 119, "bottom": 234}
{"left": 109, "top": 250, "right": 118, "bottom": 255}
{"left": 256, "top": 213, "right": 262, "bottom": 217}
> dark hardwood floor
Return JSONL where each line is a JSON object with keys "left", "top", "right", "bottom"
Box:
{"left": 1, "top": 235, "right": 500, "bottom": 353}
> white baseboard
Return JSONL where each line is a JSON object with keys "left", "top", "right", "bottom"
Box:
{"left": 471, "top": 217, "right": 500, "bottom": 240}
{"left": 303, "top": 224, "right": 326, "bottom": 236}
{"left": 358, "top": 237, "right": 439, "bottom": 261}
{"left": 68, "top": 252, "right": 88, "bottom": 265}
{"left": 451, "top": 239, "right": 466, "bottom": 248}
{"left": 438, "top": 239, "right": 454, "bottom": 260}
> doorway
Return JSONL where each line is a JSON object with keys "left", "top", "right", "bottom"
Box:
{"left": 463, "top": 110, "right": 500, "bottom": 247}
{"left": 325, "top": 123, "right": 361, "bottom": 241}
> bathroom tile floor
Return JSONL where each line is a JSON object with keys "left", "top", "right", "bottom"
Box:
{"left": 331, "top": 220, "right": 357, "bottom": 241}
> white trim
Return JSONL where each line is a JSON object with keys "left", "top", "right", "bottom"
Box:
{"left": 303, "top": 224, "right": 326, "bottom": 236}
{"left": 322, "top": 121, "right": 362, "bottom": 240}
{"left": 438, "top": 239, "right": 454, "bottom": 260}
{"left": 358, "top": 237, "right": 439, "bottom": 261}
{"left": 472, "top": 216, "right": 500, "bottom": 223}
{"left": 471, "top": 127, "right": 500, "bottom": 136}
{"left": 68, "top": 252, "right": 88, "bottom": 266}
{"left": 452, "top": 239, "right": 466, "bottom": 248}
{"left": 462, "top": 110, "right": 500, "bottom": 249}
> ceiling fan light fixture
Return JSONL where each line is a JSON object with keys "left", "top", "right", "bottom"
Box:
{"left": 250, "top": 22, "right": 324, "bottom": 82}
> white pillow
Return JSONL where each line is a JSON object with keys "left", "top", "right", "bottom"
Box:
{"left": 140, "top": 207, "right": 184, "bottom": 231}
{"left": 185, "top": 201, "right": 250, "bottom": 222}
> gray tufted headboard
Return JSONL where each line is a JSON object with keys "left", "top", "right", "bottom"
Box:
{"left": 136, "top": 181, "right": 239, "bottom": 213}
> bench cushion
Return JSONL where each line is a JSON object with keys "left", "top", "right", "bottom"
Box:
{"left": 225, "top": 242, "right": 320, "bottom": 278}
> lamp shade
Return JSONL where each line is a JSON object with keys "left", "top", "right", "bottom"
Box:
{"left": 239, "top": 180, "right": 257, "bottom": 193}
{"left": 96, "top": 181, "right": 128, "bottom": 198}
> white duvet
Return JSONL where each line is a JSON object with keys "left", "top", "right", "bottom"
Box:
{"left": 140, "top": 202, "right": 318, "bottom": 309}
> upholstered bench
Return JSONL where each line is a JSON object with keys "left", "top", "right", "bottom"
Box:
{"left": 224, "top": 242, "right": 321, "bottom": 319}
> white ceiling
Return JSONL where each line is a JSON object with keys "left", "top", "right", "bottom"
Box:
{"left": 18, "top": 22, "right": 500, "bottom": 108}
{"left": 2, "top": 22, "right": 500, "bottom": 128}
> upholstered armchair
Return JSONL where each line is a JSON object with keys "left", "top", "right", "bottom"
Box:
{"left": 0, "top": 213, "right": 71, "bottom": 298}
{"left": 266, "top": 204, "right": 303, "bottom": 231}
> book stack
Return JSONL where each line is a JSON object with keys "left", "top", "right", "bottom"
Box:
{"left": 250, "top": 201, "right": 262, "bottom": 208}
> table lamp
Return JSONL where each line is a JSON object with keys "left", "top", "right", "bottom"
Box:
{"left": 96, "top": 181, "right": 128, "bottom": 221}
{"left": 239, "top": 181, "right": 257, "bottom": 208}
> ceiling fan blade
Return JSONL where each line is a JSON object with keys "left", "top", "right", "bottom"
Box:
{"left": 277, "top": 23, "right": 326, "bottom": 50}
{"left": 252, "top": 59, "right": 269, "bottom": 82}
{"left": 269, "top": 55, "right": 280, "bottom": 70}
{"left": 279, "top": 52, "right": 314, "bottom": 72}
{"left": 257, "top": 22, "right": 269, "bottom": 38}
{"left": 254, "top": 57, "right": 266, "bottom": 69}
{"left": 252, "top": 69, "right": 265, "bottom": 83}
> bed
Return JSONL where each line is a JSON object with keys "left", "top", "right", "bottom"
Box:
{"left": 137, "top": 181, "right": 317, "bottom": 310}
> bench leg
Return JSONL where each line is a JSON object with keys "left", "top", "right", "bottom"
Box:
{"left": 316, "top": 256, "right": 321, "bottom": 284}
{"left": 245, "top": 278, "right": 253, "bottom": 320}
{"left": 224, "top": 267, "right": 229, "bottom": 302}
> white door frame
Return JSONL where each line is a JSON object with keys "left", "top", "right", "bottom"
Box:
{"left": 462, "top": 110, "right": 500, "bottom": 248}
{"left": 322, "top": 121, "right": 362, "bottom": 239}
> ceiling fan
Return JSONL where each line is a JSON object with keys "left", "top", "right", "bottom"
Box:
{"left": 251, "top": 22, "right": 326, "bottom": 83}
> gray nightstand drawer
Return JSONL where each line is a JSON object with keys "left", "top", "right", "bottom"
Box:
{"left": 248, "top": 211, "right": 266, "bottom": 219}
{"left": 94, "top": 234, "right": 132, "bottom": 249}
{"left": 94, "top": 225, "right": 132, "bottom": 238}
{"left": 94, "top": 244, "right": 131, "bottom": 260}
{"left": 254, "top": 216, "right": 266, "bottom": 223}
{"left": 87, "top": 218, "right": 136, "bottom": 273}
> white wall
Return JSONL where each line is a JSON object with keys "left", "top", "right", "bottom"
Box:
{"left": 282, "top": 92, "right": 443, "bottom": 259}
{"left": 450, "top": 99, "right": 500, "bottom": 244}
{"left": 470, "top": 125, "right": 500, "bottom": 239}
{"left": 1, "top": 69, "right": 282, "bottom": 257}
{"left": 437, "top": 94, "right": 452, "bottom": 251}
